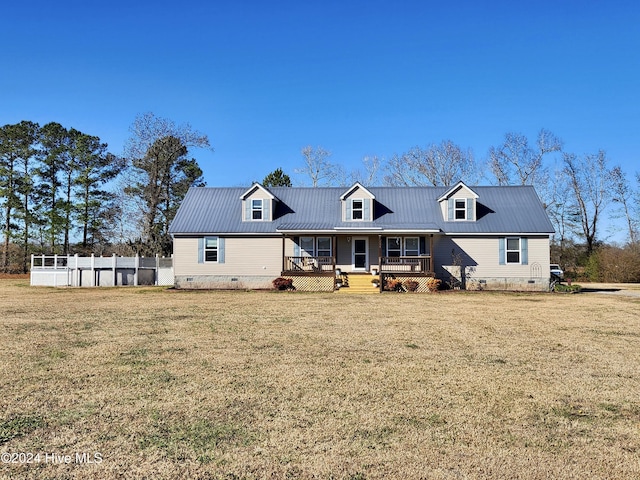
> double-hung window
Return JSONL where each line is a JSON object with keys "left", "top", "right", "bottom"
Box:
{"left": 205, "top": 237, "right": 218, "bottom": 262}
{"left": 387, "top": 237, "right": 402, "bottom": 257}
{"left": 506, "top": 237, "right": 521, "bottom": 264}
{"left": 300, "top": 237, "right": 315, "bottom": 257}
{"left": 252, "top": 199, "right": 263, "bottom": 220}
{"left": 454, "top": 199, "right": 466, "bottom": 220}
{"left": 317, "top": 237, "right": 332, "bottom": 257}
{"left": 404, "top": 237, "right": 420, "bottom": 256}
{"left": 351, "top": 199, "right": 364, "bottom": 220}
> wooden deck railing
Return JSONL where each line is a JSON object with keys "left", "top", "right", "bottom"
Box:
{"left": 380, "top": 256, "right": 432, "bottom": 273}
{"left": 284, "top": 256, "right": 335, "bottom": 273}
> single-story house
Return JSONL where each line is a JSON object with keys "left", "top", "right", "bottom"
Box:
{"left": 168, "top": 181, "right": 555, "bottom": 292}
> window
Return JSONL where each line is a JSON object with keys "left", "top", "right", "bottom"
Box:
{"left": 251, "top": 199, "right": 263, "bottom": 220}
{"left": 300, "top": 237, "right": 314, "bottom": 256}
{"left": 405, "top": 237, "right": 419, "bottom": 256}
{"left": 387, "top": 237, "right": 401, "bottom": 257}
{"left": 317, "top": 237, "right": 332, "bottom": 257}
{"left": 454, "top": 199, "right": 466, "bottom": 220}
{"left": 205, "top": 237, "right": 218, "bottom": 262}
{"left": 352, "top": 199, "right": 364, "bottom": 220}
{"left": 506, "top": 237, "right": 520, "bottom": 264}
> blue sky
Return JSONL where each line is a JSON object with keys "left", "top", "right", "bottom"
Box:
{"left": 2, "top": 0, "right": 639, "bottom": 192}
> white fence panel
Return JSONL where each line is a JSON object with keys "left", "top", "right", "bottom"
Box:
{"left": 30, "top": 254, "right": 174, "bottom": 288}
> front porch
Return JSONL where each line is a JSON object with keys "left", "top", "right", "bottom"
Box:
{"left": 280, "top": 234, "right": 436, "bottom": 292}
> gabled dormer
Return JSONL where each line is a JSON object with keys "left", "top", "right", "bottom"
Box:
{"left": 240, "top": 183, "right": 277, "bottom": 222}
{"left": 437, "top": 181, "right": 478, "bottom": 222}
{"left": 340, "top": 182, "right": 375, "bottom": 222}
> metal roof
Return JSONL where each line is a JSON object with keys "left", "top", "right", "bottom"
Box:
{"left": 169, "top": 185, "right": 555, "bottom": 235}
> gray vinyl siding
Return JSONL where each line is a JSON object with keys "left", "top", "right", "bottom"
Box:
{"left": 434, "top": 235, "right": 550, "bottom": 279}
{"left": 174, "top": 236, "right": 282, "bottom": 277}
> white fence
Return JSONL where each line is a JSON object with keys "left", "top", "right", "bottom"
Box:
{"left": 30, "top": 254, "right": 174, "bottom": 287}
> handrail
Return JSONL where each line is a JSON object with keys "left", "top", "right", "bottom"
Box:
{"left": 380, "top": 256, "right": 431, "bottom": 273}
{"left": 284, "top": 256, "right": 335, "bottom": 273}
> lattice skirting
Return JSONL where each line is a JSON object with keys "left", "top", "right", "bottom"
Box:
{"left": 282, "top": 275, "right": 335, "bottom": 292}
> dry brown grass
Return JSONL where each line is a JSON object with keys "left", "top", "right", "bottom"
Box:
{"left": 1, "top": 279, "right": 639, "bottom": 479}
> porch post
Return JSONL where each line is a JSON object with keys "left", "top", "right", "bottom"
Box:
{"left": 378, "top": 235, "right": 383, "bottom": 293}
{"left": 430, "top": 234, "right": 434, "bottom": 274}
{"left": 331, "top": 235, "right": 336, "bottom": 272}
{"left": 282, "top": 235, "right": 286, "bottom": 273}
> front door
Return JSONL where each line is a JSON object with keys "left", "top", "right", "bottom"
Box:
{"left": 352, "top": 237, "right": 368, "bottom": 271}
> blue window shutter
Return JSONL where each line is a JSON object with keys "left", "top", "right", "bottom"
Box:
{"left": 467, "top": 199, "right": 474, "bottom": 221}
{"left": 244, "top": 200, "right": 251, "bottom": 221}
{"left": 218, "top": 237, "right": 225, "bottom": 264}
{"left": 198, "top": 238, "right": 204, "bottom": 264}
{"left": 381, "top": 236, "right": 387, "bottom": 256}
{"left": 345, "top": 200, "right": 352, "bottom": 221}
{"left": 420, "top": 237, "right": 426, "bottom": 255}
{"left": 521, "top": 237, "right": 528, "bottom": 265}
{"left": 363, "top": 198, "right": 371, "bottom": 221}
{"left": 263, "top": 200, "right": 270, "bottom": 221}
{"left": 499, "top": 238, "right": 505, "bottom": 265}
{"left": 293, "top": 236, "right": 300, "bottom": 256}
{"left": 448, "top": 198, "right": 454, "bottom": 221}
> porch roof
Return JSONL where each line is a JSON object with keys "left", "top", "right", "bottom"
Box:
{"left": 276, "top": 222, "right": 441, "bottom": 234}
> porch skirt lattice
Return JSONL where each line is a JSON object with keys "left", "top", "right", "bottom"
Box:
{"left": 282, "top": 275, "right": 335, "bottom": 292}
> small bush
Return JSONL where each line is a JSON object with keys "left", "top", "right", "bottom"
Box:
{"left": 554, "top": 283, "right": 581, "bottom": 293}
{"left": 384, "top": 278, "right": 404, "bottom": 292}
{"left": 404, "top": 280, "right": 419, "bottom": 292}
{"left": 272, "top": 277, "right": 294, "bottom": 291}
{"left": 426, "top": 278, "right": 441, "bottom": 292}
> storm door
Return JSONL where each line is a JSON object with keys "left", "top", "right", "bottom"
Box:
{"left": 352, "top": 237, "right": 368, "bottom": 271}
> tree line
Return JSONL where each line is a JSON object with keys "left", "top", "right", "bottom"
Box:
{"left": 0, "top": 113, "right": 209, "bottom": 272}
{"left": 2, "top": 118, "right": 639, "bottom": 281}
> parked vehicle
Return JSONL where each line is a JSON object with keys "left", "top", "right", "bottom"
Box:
{"left": 550, "top": 264, "right": 564, "bottom": 279}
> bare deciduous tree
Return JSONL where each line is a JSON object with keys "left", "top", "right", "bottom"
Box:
{"left": 488, "top": 129, "right": 562, "bottom": 186}
{"left": 384, "top": 140, "right": 476, "bottom": 187}
{"left": 295, "top": 146, "right": 339, "bottom": 187}
{"left": 344, "top": 155, "right": 382, "bottom": 186}
{"left": 563, "top": 150, "right": 613, "bottom": 254}
{"left": 610, "top": 166, "right": 638, "bottom": 244}
{"left": 545, "top": 169, "right": 581, "bottom": 264}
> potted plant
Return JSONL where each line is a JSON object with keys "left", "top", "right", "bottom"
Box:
{"left": 371, "top": 277, "right": 380, "bottom": 288}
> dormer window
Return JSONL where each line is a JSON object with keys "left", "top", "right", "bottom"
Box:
{"left": 241, "top": 183, "right": 276, "bottom": 222}
{"left": 454, "top": 199, "right": 467, "bottom": 220}
{"left": 341, "top": 183, "right": 375, "bottom": 222}
{"left": 351, "top": 199, "right": 364, "bottom": 220}
{"left": 252, "top": 199, "right": 263, "bottom": 220}
{"left": 439, "top": 181, "right": 478, "bottom": 222}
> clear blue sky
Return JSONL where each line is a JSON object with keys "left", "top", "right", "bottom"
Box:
{"left": 2, "top": 0, "right": 639, "bottom": 190}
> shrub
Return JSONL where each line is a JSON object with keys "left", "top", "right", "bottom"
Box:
{"left": 272, "top": 277, "right": 294, "bottom": 291}
{"left": 384, "top": 278, "right": 404, "bottom": 292}
{"left": 554, "top": 283, "right": 581, "bottom": 293}
{"left": 426, "top": 277, "right": 441, "bottom": 292}
{"left": 404, "top": 280, "right": 419, "bottom": 292}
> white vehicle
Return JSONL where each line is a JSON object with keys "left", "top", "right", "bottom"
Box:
{"left": 550, "top": 264, "right": 564, "bottom": 279}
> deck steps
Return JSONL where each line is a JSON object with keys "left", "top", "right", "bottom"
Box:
{"left": 335, "top": 273, "right": 380, "bottom": 294}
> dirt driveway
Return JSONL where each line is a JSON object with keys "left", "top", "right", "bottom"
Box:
{"left": 579, "top": 282, "right": 640, "bottom": 297}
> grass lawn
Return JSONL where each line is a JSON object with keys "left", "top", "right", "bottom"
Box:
{"left": 1, "top": 279, "right": 639, "bottom": 479}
